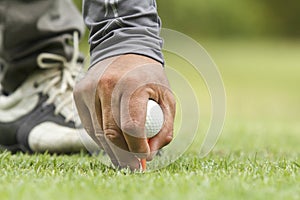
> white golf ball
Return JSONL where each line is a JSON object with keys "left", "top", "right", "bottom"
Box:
{"left": 145, "top": 100, "right": 164, "bottom": 138}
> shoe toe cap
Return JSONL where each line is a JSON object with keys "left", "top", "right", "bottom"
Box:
{"left": 28, "top": 122, "right": 86, "bottom": 153}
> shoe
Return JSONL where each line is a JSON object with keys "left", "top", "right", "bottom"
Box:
{"left": 0, "top": 32, "right": 89, "bottom": 153}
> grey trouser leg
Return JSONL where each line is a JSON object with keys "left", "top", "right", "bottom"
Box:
{"left": 0, "top": 0, "right": 85, "bottom": 93}
{"left": 83, "top": 0, "right": 164, "bottom": 67}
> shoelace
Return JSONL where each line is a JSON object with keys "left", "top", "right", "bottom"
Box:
{"left": 36, "top": 31, "right": 82, "bottom": 124}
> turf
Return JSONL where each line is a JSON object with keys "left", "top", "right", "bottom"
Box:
{"left": 0, "top": 150, "right": 299, "bottom": 200}
{"left": 1, "top": 39, "right": 299, "bottom": 200}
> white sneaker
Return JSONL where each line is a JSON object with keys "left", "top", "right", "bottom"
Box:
{"left": 0, "top": 32, "right": 90, "bottom": 153}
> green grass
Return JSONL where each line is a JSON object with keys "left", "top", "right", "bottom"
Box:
{"left": 0, "top": 150, "right": 299, "bottom": 200}
{"left": 1, "top": 39, "right": 300, "bottom": 200}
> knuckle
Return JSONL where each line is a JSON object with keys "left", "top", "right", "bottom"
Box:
{"left": 164, "top": 134, "right": 173, "bottom": 146}
{"left": 167, "top": 91, "right": 176, "bottom": 104}
{"left": 99, "top": 74, "right": 117, "bottom": 91}
{"left": 104, "top": 128, "right": 121, "bottom": 142}
{"left": 161, "top": 124, "right": 174, "bottom": 147}
{"left": 121, "top": 121, "right": 143, "bottom": 137}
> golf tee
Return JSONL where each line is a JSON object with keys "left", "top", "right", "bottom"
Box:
{"left": 140, "top": 139, "right": 150, "bottom": 171}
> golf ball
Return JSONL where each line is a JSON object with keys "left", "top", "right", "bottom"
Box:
{"left": 145, "top": 100, "right": 164, "bottom": 138}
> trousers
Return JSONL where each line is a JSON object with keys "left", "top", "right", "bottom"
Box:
{"left": 0, "top": 0, "right": 163, "bottom": 92}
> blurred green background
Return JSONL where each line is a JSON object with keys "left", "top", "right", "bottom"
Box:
{"left": 74, "top": 0, "right": 300, "bottom": 153}
{"left": 75, "top": 0, "right": 300, "bottom": 38}
{"left": 158, "top": 0, "right": 300, "bottom": 38}
{"left": 0, "top": 2, "right": 298, "bottom": 199}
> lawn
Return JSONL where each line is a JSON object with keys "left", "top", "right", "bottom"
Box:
{"left": 0, "top": 39, "right": 299, "bottom": 200}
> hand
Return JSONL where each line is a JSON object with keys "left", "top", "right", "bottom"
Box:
{"left": 74, "top": 54, "right": 175, "bottom": 170}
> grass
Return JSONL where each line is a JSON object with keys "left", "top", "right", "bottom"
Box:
{"left": 1, "top": 38, "right": 300, "bottom": 200}
{"left": 0, "top": 150, "right": 299, "bottom": 200}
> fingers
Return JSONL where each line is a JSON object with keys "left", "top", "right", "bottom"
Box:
{"left": 74, "top": 55, "right": 176, "bottom": 170}
{"left": 120, "top": 85, "right": 175, "bottom": 162}
{"left": 120, "top": 91, "right": 150, "bottom": 158}
{"left": 74, "top": 75, "right": 119, "bottom": 167}
{"left": 99, "top": 85, "right": 141, "bottom": 170}
{"left": 148, "top": 89, "right": 176, "bottom": 160}
{"left": 104, "top": 84, "right": 175, "bottom": 164}
{"left": 73, "top": 83, "right": 102, "bottom": 148}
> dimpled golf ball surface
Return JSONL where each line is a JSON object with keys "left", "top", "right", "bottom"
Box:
{"left": 145, "top": 100, "right": 164, "bottom": 138}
